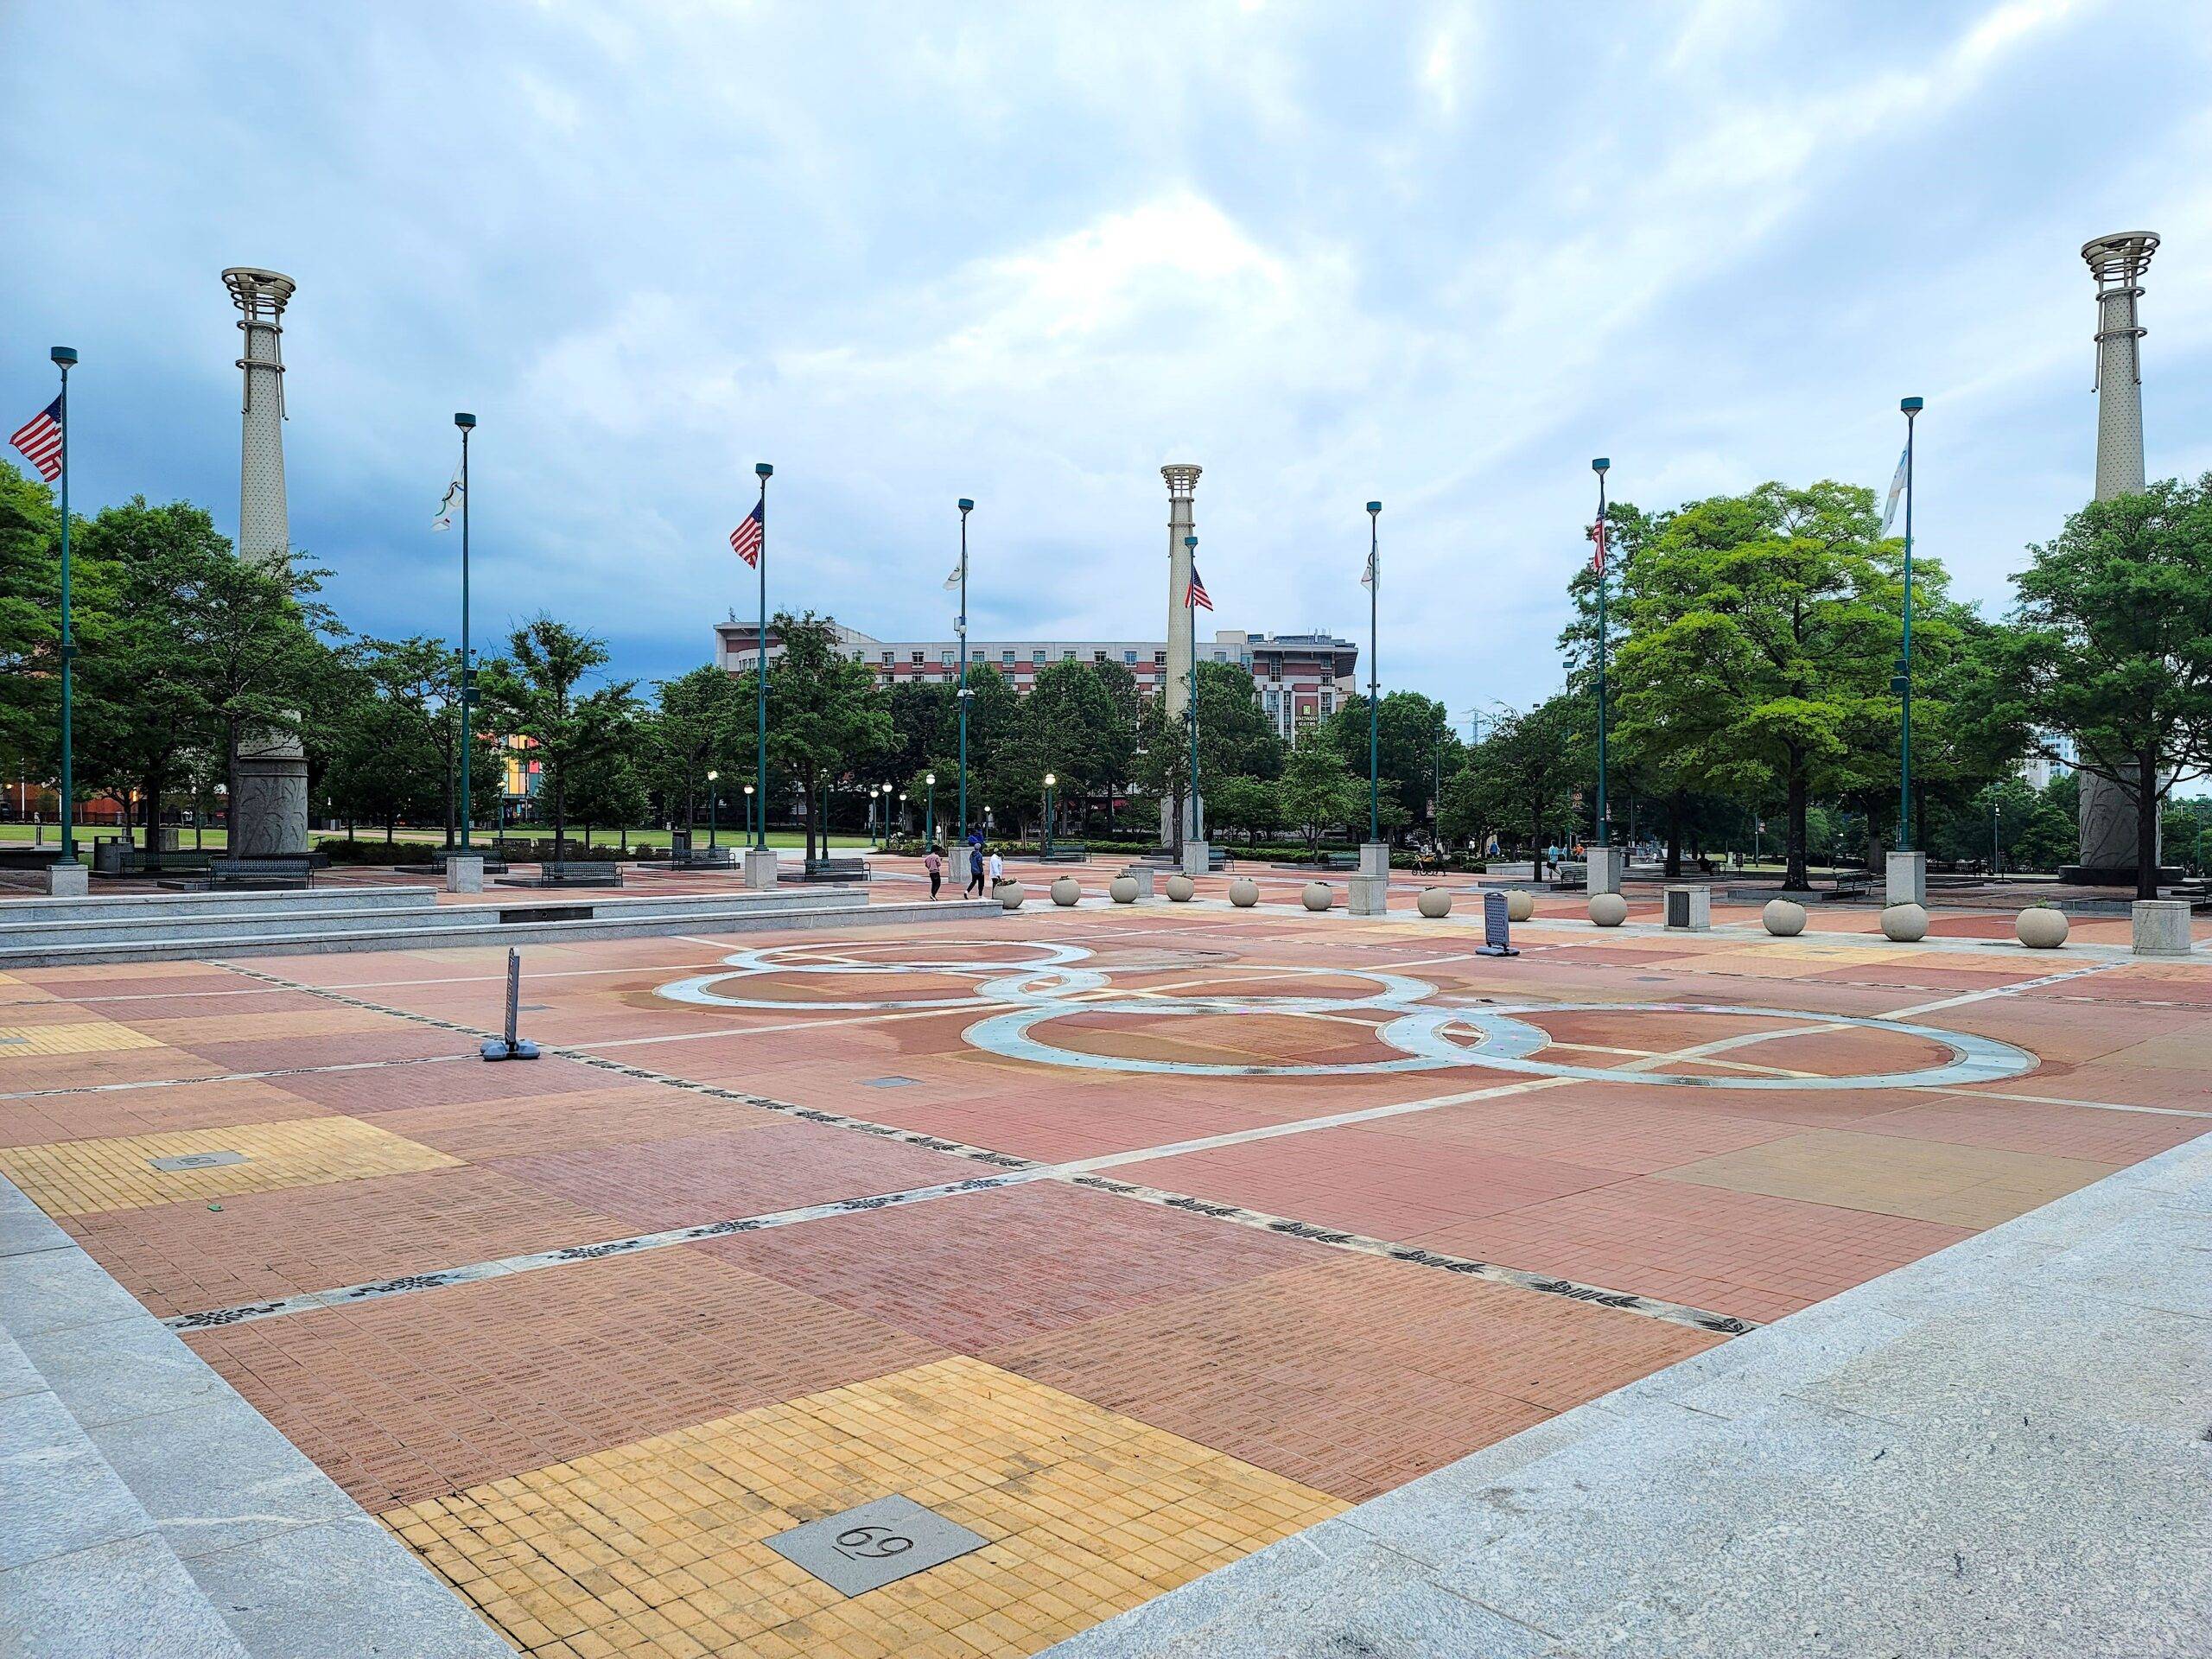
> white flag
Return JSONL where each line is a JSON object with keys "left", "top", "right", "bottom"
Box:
{"left": 1359, "top": 545, "right": 1376, "bottom": 589}
{"left": 943, "top": 556, "right": 963, "bottom": 590}
{"left": 1879, "top": 445, "right": 1908, "bottom": 537}
{"left": 432, "top": 467, "right": 464, "bottom": 533}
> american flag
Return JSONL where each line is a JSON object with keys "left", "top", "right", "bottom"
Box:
{"left": 728, "top": 499, "right": 765, "bottom": 568}
{"left": 9, "top": 397, "right": 63, "bottom": 483}
{"left": 1586, "top": 517, "right": 1607, "bottom": 576}
{"left": 1185, "top": 564, "right": 1212, "bottom": 611}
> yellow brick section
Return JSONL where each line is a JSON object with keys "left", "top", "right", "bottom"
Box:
{"left": 0, "top": 1020, "right": 163, "bottom": 1058}
{"left": 0, "top": 1116, "right": 461, "bottom": 1217}
{"left": 385, "top": 1355, "right": 1344, "bottom": 1659}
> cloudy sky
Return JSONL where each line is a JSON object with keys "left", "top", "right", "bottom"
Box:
{"left": 6, "top": 1, "right": 2209, "bottom": 725}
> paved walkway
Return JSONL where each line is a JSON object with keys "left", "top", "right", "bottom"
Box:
{"left": 0, "top": 1172, "right": 510, "bottom": 1657}
{"left": 1045, "top": 1128, "right": 2212, "bottom": 1658}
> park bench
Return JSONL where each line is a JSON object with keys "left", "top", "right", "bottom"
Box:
{"left": 207, "top": 856, "right": 315, "bottom": 891}
{"left": 667, "top": 845, "right": 737, "bottom": 868}
{"left": 499, "top": 860, "right": 623, "bottom": 889}
{"left": 1827, "top": 871, "right": 1874, "bottom": 901}
{"left": 121, "top": 849, "right": 213, "bottom": 874}
{"left": 1039, "top": 842, "right": 1088, "bottom": 862}
{"left": 1319, "top": 850, "right": 1358, "bottom": 872}
{"left": 783, "top": 856, "right": 868, "bottom": 884}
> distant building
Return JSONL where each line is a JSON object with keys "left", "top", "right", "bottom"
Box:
{"left": 711, "top": 621, "right": 1359, "bottom": 746}
{"left": 2019, "top": 734, "right": 2075, "bottom": 792}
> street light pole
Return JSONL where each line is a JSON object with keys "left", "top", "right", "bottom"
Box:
{"left": 1591, "top": 458, "right": 1611, "bottom": 848}
{"left": 956, "top": 499, "right": 972, "bottom": 849}
{"left": 454, "top": 412, "right": 476, "bottom": 850}
{"left": 1897, "top": 397, "right": 1923, "bottom": 850}
{"left": 753, "top": 462, "right": 772, "bottom": 850}
{"left": 1365, "top": 501, "right": 1381, "bottom": 844}
{"left": 1043, "top": 772, "right": 1056, "bottom": 859}
{"left": 48, "top": 347, "right": 78, "bottom": 868}
{"left": 925, "top": 771, "right": 936, "bottom": 847}
{"left": 706, "top": 770, "right": 719, "bottom": 850}
{"left": 743, "top": 782, "right": 755, "bottom": 843}
{"left": 1184, "top": 536, "right": 1201, "bottom": 850}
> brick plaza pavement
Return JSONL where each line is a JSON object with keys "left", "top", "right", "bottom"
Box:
{"left": 3, "top": 886, "right": 2205, "bottom": 1656}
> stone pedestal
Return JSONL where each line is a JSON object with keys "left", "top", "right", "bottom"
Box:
{"left": 93, "top": 839, "right": 125, "bottom": 874}
{"left": 44, "top": 861, "right": 86, "bottom": 898}
{"left": 1181, "top": 840, "right": 1211, "bottom": 878}
{"left": 446, "top": 855, "right": 484, "bottom": 894}
{"left": 1586, "top": 845, "right": 1624, "bottom": 896}
{"left": 1662, "top": 886, "right": 1710, "bottom": 931}
{"left": 2131, "top": 899, "right": 2192, "bottom": 957}
{"left": 1122, "top": 866, "right": 1155, "bottom": 899}
{"left": 1349, "top": 842, "right": 1389, "bottom": 915}
{"left": 742, "top": 848, "right": 779, "bottom": 890}
{"left": 1886, "top": 851, "right": 1927, "bottom": 907}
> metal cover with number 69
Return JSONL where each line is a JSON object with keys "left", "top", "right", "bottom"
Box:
{"left": 764, "top": 1495, "right": 988, "bottom": 1595}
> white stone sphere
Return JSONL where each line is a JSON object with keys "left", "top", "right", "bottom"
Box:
{"left": 1166, "top": 874, "right": 1196, "bottom": 903}
{"left": 1881, "top": 901, "right": 1929, "bottom": 942}
{"left": 1109, "top": 875, "right": 1140, "bottom": 905}
{"left": 1763, "top": 899, "right": 1807, "bottom": 937}
{"left": 1505, "top": 889, "right": 1535, "bottom": 923}
{"left": 1588, "top": 892, "right": 1629, "bottom": 927}
{"left": 1228, "top": 878, "right": 1260, "bottom": 908}
{"left": 2016, "top": 906, "right": 2069, "bottom": 949}
{"left": 1050, "top": 876, "right": 1081, "bottom": 906}
{"left": 998, "top": 881, "right": 1025, "bottom": 910}
{"left": 1417, "top": 887, "right": 1452, "bottom": 919}
{"left": 1302, "top": 882, "right": 1334, "bottom": 912}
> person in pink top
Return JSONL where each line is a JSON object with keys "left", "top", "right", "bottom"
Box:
{"left": 923, "top": 843, "right": 944, "bottom": 899}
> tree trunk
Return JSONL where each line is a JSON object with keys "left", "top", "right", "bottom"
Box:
{"left": 1784, "top": 757, "right": 1809, "bottom": 891}
{"left": 2136, "top": 751, "right": 2161, "bottom": 901}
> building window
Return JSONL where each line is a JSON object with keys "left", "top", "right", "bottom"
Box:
{"left": 1001, "top": 650, "right": 1014, "bottom": 664}
{"left": 1320, "top": 693, "right": 1334, "bottom": 715}
{"left": 1153, "top": 651, "right": 1166, "bottom": 665}
{"left": 880, "top": 651, "right": 893, "bottom": 664}
{"left": 1094, "top": 650, "right": 1108, "bottom": 664}
{"left": 1212, "top": 651, "right": 1227, "bottom": 663}
{"left": 1265, "top": 690, "right": 1280, "bottom": 712}
{"left": 910, "top": 652, "right": 925, "bottom": 665}
{"left": 940, "top": 651, "right": 954, "bottom": 665}
{"left": 1240, "top": 652, "right": 1253, "bottom": 667}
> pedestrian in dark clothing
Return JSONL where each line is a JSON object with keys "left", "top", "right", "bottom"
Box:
{"left": 965, "top": 840, "right": 987, "bottom": 898}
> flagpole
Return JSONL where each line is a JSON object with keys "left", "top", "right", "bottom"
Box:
{"left": 753, "top": 462, "right": 772, "bottom": 851}
{"left": 1365, "top": 501, "right": 1381, "bottom": 843}
{"left": 1592, "top": 457, "right": 1611, "bottom": 848}
{"left": 1185, "top": 535, "right": 1200, "bottom": 841}
{"left": 1897, "top": 397, "right": 1922, "bottom": 850}
{"left": 51, "top": 347, "right": 77, "bottom": 868}
{"left": 454, "top": 413, "right": 475, "bottom": 851}
{"left": 957, "top": 499, "right": 972, "bottom": 848}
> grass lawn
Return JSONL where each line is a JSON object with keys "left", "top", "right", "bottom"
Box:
{"left": 0, "top": 823, "right": 870, "bottom": 850}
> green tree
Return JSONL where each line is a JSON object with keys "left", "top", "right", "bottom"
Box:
{"left": 1275, "top": 741, "right": 1362, "bottom": 854}
{"left": 1206, "top": 773, "right": 1281, "bottom": 846}
{"left": 0, "top": 463, "right": 60, "bottom": 785}
{"left": 351, "top": 636, "right": 499, "bottom": 845}
{"left": 761, "top": 611, "right": 892, "bottom": 858}
{"left": 646, "top": 664, "right": 749, "bottom": 830}
{"left": 1323, "top": 690, "right": 1460, "bottom": 841}
{"left": 1440, "top": 696, "right": 1589, "bottom": 859}
{"left": 1994, "top": 479, "right": 2212, "bottom": 897}
{"left": 478, "top": 615, "right": 638, "bottom": 858}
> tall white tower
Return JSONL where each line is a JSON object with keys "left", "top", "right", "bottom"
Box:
{"left": 2071, "top": 233, "right": 2159, "bottom": 884}
{"left": 223, "top": 267, "right": 309, "bottom": 858}
{"left": 1161, "top": 464, "right": 1202, "bottom": 848}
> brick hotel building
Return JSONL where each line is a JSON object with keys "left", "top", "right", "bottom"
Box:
{"left": 713, "top": 621, "right": 1358, "bottom": 747}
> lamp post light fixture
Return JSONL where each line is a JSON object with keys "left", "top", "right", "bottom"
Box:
{"left": 454, "top": 411, "right": 477, "bottom": 850}
{"left": 706, "top": 769, "right": 720, "bottom": 851}
{"left": 898, "top": 790, "right": 907, "bottom": 842}
{"left": 743, "top": 782, "right": 756, "bottom": 843}
{"left": 925, "top": 771, "right": 937, "bottom": 847}
{"left": 1043, "top": 772, "right": 1057, "bottom": 859}
{"left": 1591, "top": 458, "right": 1611, "bottom": 848}
{"left": 1897, "top": 397, "right": 1923, "bottom": 850}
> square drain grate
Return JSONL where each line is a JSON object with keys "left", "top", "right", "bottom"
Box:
{"left": 149, "top": 1150, "right": 248, "bottom": 1173}
{"left": 764, "top": 1496, "right": 987, "bottom": 1595}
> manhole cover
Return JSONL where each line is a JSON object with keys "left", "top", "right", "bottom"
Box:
{"left": 149, "top": 1150, "right": 247, "bottom": 1173}
{"left": 861, "top": 1076, "right": 921, "bottom": 1089}
{"left": 765, "top": 1496, "right": 986, "bottom": 1595}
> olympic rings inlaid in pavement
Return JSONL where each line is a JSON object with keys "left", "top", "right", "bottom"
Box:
{"left": 655, "top": 946, "right": 2037, "bottom": 1090}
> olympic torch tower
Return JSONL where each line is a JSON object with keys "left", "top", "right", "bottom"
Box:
{"left": 2069, "top": 233, "right": 2160, "bottom": 885}
{"left": 1161, "top": 464, "right": 1202, "bottom": 850}
{"left": 223, "top": 268, "right": 310, "bottom": 859}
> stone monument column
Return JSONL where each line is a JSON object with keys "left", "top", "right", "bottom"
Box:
{"left": 2069, "top": 233, "right": 2159, "bottom": 885}
{"left": 1161, "top": 465, "right": 1203, "bottom": 849}
{"left": 223, "top": 268, "right": 309, "bottom": 859}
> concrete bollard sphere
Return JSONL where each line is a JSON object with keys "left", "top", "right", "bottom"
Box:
{"left": 1166, "top": 874, "right": 1196, "bottom": 903}
{"left": 1050, "top": 876, "right": 1081, "bottom": 906}
{"left": 1763, "top": 899, "right": 1807, "bottom": 938}
{"left": 1588, "top": 892, "right": 1628, "bottom": 927}
{"left": 1881, "top": 901, "right": 1929, "bottom": 943}
{"left": 1228, "top": 878, "right": 1260, "bottom": 908}
{"left": 2016, "top": 906, "right": 2069, "bottom": 949}
{"left": 1417, "top": 887, "right": 1452, "bottom": 919}
{"left": 1303, "top": 882, "right": 1334, "bottom": 912}
{"left": 999, "top": 881, "right": 1025, "bottom": 910}
{"left": 1505, "top": 888, "right": 1535, "bottom": 923}
{"left": 1109, "top": 875, "right": 1140, "bottom": 905}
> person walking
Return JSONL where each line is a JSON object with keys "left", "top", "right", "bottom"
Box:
{"left": 924, "top": 842, "right": 943, "bottom": 899}
{"left": 965, "top": 836, "right": 986, "bottom": 899}
{"left": 986, "top": 846, "right": 1005, "bottom": 894}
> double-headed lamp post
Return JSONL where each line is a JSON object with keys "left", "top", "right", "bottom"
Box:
{"left": 705, "top": 769, "right": 719, "bottom": 850}
{"left": 1896, "top": 397, "right": 1923, "bottom": 851}
{"left": 925, "top": 771, "right": 936, "bottom": 847}
{"left": 1043, "top": 772, "right": 1057, "bottom": 858}
{"left": 898, "top": 790, "right": 907, "bottom": 842}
